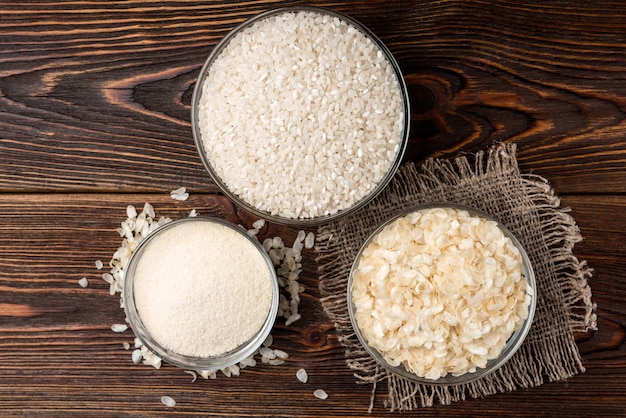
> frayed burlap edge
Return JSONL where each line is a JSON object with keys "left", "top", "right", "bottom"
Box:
{"left": 316, "top": 143, "right": 597, "bottom": 411}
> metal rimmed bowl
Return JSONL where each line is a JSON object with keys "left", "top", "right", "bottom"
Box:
{"left": 347, "top": 203, "right": 537, "bottom": 385}
{"left": 123, "top": 217, "right": 279, "bottom": 371}
{"left": 191, "top": 6, "right": 410, "bottom": 227}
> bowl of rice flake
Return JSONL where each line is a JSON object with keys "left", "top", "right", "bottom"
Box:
{"left": 347, "top": 204, "right": 537, "bottom": 385}
{"left": 191, "top": 6, "right": 410, "bottom": 226}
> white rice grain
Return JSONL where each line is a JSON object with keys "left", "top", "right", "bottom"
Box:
{"left": 314, "top": 389, "right": 328, "bottom": 400}
{"left": 184, "top": 370, "right": 198, "bottom": 382}
{"left": 126, "top": 205, "right": 137, "bottom": 219}
{"left": 161, "top": 396, "right": 176, "bottom": 408}
{"left": 273, "top": 349, "right": 289, "bottom": 360}
{"left": 170, "top": 187, "right": 189, "bottom": 201}
{"left": 111, "top": 323, "right": 128, "bottom": 333}
{"left": 95, "top": 259, "right": 104, "bottom": 270}
{"left": 259, "top": 347, "right": 276, "bottom": 360}
{"left": 131, "top": 349, "right": 143, "bottom": 364}
{"left": 285, "top": 313, "right": 301, "bottom": 326}
{"left": 304, "top": 232, "right": 315, "bottom": 249}
{"left": 296, "top": 368, "right": 308, "bottom": 383}
{"left": 78, "top": 277, "right": 89, "bottom": 288}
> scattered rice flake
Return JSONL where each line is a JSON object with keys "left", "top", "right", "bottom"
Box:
{"left": 269, "top": 359, "right": 285, "bottom": 366}
{"left": 252, "top": 219, "right": 265, "bottom": 230}
{"left": 78, "top": 277, "right": 89, "bottom": 288}
{"left": 111, "top": 323, "right": 128, "bottom": 333}
{"left": 296, "top": 368, "right": 308, "bottom": 383}
{"left": 161, "top": 396, "right": 176, "bottom": 408}
{"left": 123, "top": 342, "right": 131, "bottom": 350}
{"left": 189, "top": 209, "right": 198, "bottom": 217}
{"left": 314, "top": 389, "right": 328, "bottom": 400}
{"left": 95, "top": 259, "right": 104, "bottom": 270}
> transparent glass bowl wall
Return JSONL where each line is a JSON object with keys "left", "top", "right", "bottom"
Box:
{"left": 347, "top": 203, "right": 537, "bottom": 385}
{"left": 191, "top": 6, "right": 410, "bottom": 227}
{"left": 123, "top": 217, "right": 279, "bottom": 371}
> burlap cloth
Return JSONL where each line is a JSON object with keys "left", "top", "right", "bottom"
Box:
{"left": 316, "top": 143, "right": 597, "bottom": 411}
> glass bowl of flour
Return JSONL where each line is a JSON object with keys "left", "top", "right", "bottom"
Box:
{"left": 191, "top": 6, "right": 410, "bottom": 226}
{"left": 123, "top": 217, "right": 279, "bottom": 371}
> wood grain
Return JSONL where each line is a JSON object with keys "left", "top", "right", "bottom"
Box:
{"left": 0, "top": 194, "right": 622, "bottom": 417}
{"left": 1, "top": 0, "right": 626, "bottom": 416}
{"left": 1, "top": 1, "right": 626, "bottom": 193}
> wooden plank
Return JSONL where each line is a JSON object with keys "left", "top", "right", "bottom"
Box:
{"left": 1, "top": 1, "right": 625, "bottom": 194}
{"left": 0, "top": 193, "right": 622, "bottom": 416}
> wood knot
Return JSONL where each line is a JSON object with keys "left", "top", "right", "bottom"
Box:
{"left": 303, "top": 327, "right": 326, "bottom": 347}
{"left": 408, "top": 83, "right": 436, "bottom": 114}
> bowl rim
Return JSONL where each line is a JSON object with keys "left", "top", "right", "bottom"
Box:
{"left": 122, "top": 216, "right": 279, "bottom": 371}
{"left": 190, "top": 5, "right": 411, "bottom": 227}
{"left": 346, "top": 202, "right": 538, "bottom": 385}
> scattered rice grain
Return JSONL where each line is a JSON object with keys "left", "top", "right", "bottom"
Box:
{"left": 285, "top": 313, "right": 301, "bottom": 326}
{"left": 78, "top": 277, "right": 89, "bottom": 288}
{"left": 131, "top": 349, "right": 143, "bottom": 364}
{"left": 95, "top": 259, "right": 104, "bottom": 270}
{"left": 314, "top": 389, "right": 328, "bottom": 400}
{"left": 170, "top": 187, "right": 189, "bottom": 201}
{"left": 161, "top": 396, "right": 176, "bottom": 408}
{"left": 304, "top": 232, "right": 315, "bottom": 249}
{"left": 273, "top": 349, "right": 289, "bottom": 359}
{"left": 262, "top": 334, "right": 274, "bottom": 348}
{"left": 111, "top": 323, "right": 128, "bottom": 333}
{"left": 126, "top": 205, "right": 137, "bottom": 219}
{"left": 296, "top": 368, "right": 308, "bottom": 383}
{"left": 184, "top": 370, "right": 198, "bottom": 383}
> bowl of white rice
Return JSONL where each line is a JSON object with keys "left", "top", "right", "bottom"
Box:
{"left": 123, "top": 217, "right": 279, "bottom": 371}
{"left": 191, "top": 6, "right": 410, "bottom": 226}
{"left": 347, "top": 204, "right": 537, "bottom": 385}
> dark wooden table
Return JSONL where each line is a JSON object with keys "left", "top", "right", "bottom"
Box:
{"left": 1, "top": 1, "right": 625, "bottom": 416}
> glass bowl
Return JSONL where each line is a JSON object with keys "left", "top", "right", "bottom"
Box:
{"left": 347, "top": 203, "right": 537, "bottom": 385}
{"left": 191, "top": 6, "right": 410, "bottom": 227}
{"left": 123, "top": 217, "right": 279, "bottom": 371}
